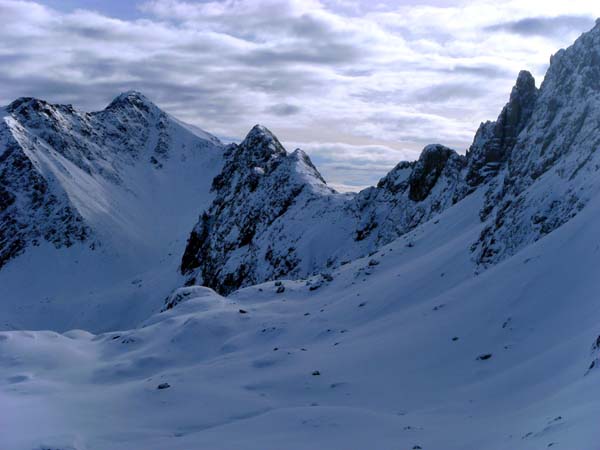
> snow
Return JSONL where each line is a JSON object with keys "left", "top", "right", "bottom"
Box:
{"left": 4, "top": 22, "right": 600, "bottom": 450}
{"left": 2, "top": 188, "right": 600, "bottom": 449}
{"left": 0, "top": 94, "right": 224, "bottom": 332}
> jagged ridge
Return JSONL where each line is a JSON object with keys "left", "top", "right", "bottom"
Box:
{"left": 181, "top": 128, "right": 469, "bottom": 294}
{"left": 182, "top": 20, "right": 600, "bottom": 294}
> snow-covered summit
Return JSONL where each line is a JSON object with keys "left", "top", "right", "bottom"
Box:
{"left": 181, "top": 125, "right": 336, "bottom": 293}
{"left": 105, "top": 90, "right": 157, "bottom": 110}
{"left": 0, "top": 92, "right": 225, "bottom": 331}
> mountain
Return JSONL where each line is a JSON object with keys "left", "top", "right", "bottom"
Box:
{"left": 4, "top": 17, "right": 600, "bottom": 450}
{"left": 473, "top": 24, "right": 600, "bottom": 265}
{"left": 178, "top": 74, "right": 531, "bottom": 294}
{"left": 0, "top": 91, "right": 224, "bottom": 331}
{"left": 180, "top": 123, "right": 471, "bottom": 294}
{"left": 180, "top": 21, "right": 600, "bottom": 295}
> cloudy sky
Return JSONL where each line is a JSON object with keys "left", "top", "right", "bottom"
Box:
{"left": 1, "top": 0, "right": 600, "bottom": 191}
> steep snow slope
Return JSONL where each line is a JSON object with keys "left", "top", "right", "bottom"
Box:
{"left": 2, "top": 188, "right": 600, "bottom": 449}
{"left": 0, "top": 92, "right": 224, "bottom": 331}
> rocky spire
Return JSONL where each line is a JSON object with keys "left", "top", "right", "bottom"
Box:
{"left": 465, "top": 70, "right": 538, "bottom": 187}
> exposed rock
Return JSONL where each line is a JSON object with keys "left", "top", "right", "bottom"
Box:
{"left": 465, "top": 70, "right": 538, "bottom": 189}
{"left": 0, "top": 91, "right": 223, "bottom": 271}
{"left": 181, "top": 129, "right": 467, "bottom": 295}
{"left": 474, "top": 22, "right": 600, "bottom": 265}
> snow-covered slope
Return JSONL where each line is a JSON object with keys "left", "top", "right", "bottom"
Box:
{"left": 0, "top": 92, "right": 224, "bottom": 331}
{"left": 3, "top": 186, "right": 600, "bottom": 449}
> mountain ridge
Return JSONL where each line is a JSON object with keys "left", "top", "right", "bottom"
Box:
{"left": 180, "top": 21, "right": 600, "bottom": 294}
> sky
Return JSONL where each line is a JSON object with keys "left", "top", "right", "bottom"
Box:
{"left": 1, "top": 0, "right": 599, "bottom": 191}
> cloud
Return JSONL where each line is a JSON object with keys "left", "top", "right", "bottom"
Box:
{"left": 266, "top": 103, "right": 302, "bottom": 116}
{"left": 486, "top": 15, "right": 596, "bottom": 38}
{"left": 1, "top": 0, "right": 600, "bottom": 188}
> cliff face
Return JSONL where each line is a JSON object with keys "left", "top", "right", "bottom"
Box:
{"left": 465, "top": 70, "right": 538, "bottom": 189}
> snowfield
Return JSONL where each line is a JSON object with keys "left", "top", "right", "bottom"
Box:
{"left": 2, "top": 190, "right": 600, "bottom": 449}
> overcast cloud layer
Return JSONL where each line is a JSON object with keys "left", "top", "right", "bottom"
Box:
{"left": 1, "top": 0, "right": 599, "bottom": 191}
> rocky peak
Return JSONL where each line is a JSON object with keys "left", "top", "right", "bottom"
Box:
{"left": 472, "top": 21, "right": 600, "bottom": 266}
{"left": 5, "top": 97, "right": 77, "bottom": 126}
{"left": 105, "top": 90, "right": 158, "bottom": 114}
{"left": 408, "top": 144, "right": 463, "bottom": 202}
{"left": 212, "top": 125, "right": 288, "bottom": 193}
{"left": 7, "top": 97, "right": 51, "bottom": 114}
{"left": 504, "top": 70, "right": 538, "bottom": 131}
{"left": 465, "top": 71, "right": 538, "bottom": 187}
{"left": 239, "top": 124, "right": 287, "bottom": 162}
{"left": 542, "top": 19, "right": 600, "bottom": 99}
{"left": 180, "top": 125, "right": 335, "bottom": 293}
